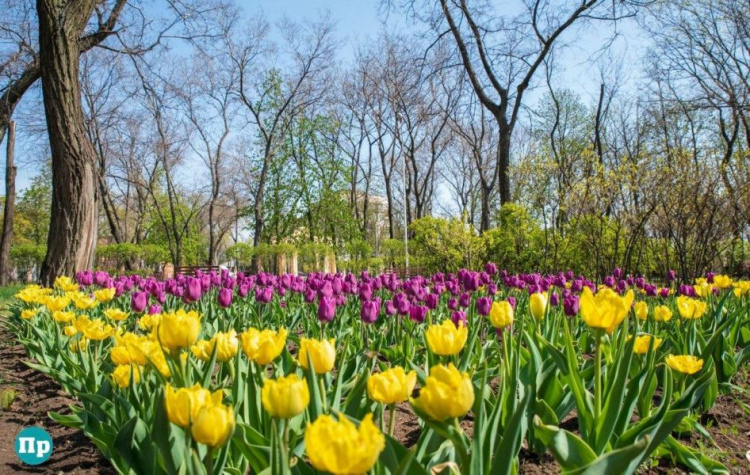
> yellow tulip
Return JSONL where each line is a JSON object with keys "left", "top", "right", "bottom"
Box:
{"left": 111, "top": 333, "right": 149, "bottom": 366}
{"left": 693, "top": 283, "right": 713, "bottom": 298}
{"left": 712, "top": 275, "right": 732, "bottom": 289}
{"left": 52, "top": 310, "right": 76, "bottom": 323}
{"left": 94, "top": 287, "right": 116, "bottom": 303}
{"left": 113, "top": 364, "right": 141, "bottom": 388}
{"left": 665, "top": 355, "right": 704, "bottom": 375}
{"left": 45, "top": 296, "right": 71, "bottom": 312}
{"left": 634, "top": 301, "right": 648, "bottom": 321}
{"left": 367, "top": 367, "right": 417, "bottom": 405}
{"left": 143, "top": 341, "right": 171, "bottom": 377}
{"left": 298, "top": 338, "right": 336, "bottom": 374}
{"left": 138, "top": 313, "right": 161, "bottom": 330}
{"left": 676, "top": 296, "right": 707, "bottom": 320}
{"left": 240, "top": 327, "right": 287, "bottom": 365}
{"left": 21, "top": 308, "right": 41, "bottom": 320}
{"left": 104, "top": 308, "right": 130, "bottom": 322}
{"left": 15, "top": 285, "right": 49, "bottom": 304}
{"left": 156, "top": 309, "right": 202, "bottom": 350}
{"left": 425, "top": 319, "right": 467, "bottom": 356}
{"left": 191, "top": 330, "right": 239, "bottom": 362}
{"left": 63, "top": 325, "right": 78, "bottom": 337}
{"left": 654, "top": 305, "right": 673, "bottom": 322}
{"left": 304, "top": 413, "right": 385, "bottom": 475}
{"left": 732, "top": 281, "right": 750, "bottom": 297}
{"left": 82, "top": 318, "right": 114, "bottom": 340}
{"left": 488, "top": 300, "right": 514, "bottom": 328}
{"left": 579, "top": 287, "right": 634, "bottom": 334}
{"left": 632, "top": 335, "right": 662, "bottom": 355}
{"left": 261, "top": 374, "right": 309, "bottom": 419}
{"left": 164, "top": 384, "right": 224, "bottom": 428}
{"left": 529, "top": 292, "right": 547, "bottom": 320}
{"left": 410, "top": 363, "right": 474, "bottom": 421}
{"left": 209, "top": 330, "right": 239, "bottom": 362}
{"left": 54, "top": 276, "right": 79, "bottom": 292}
{"left": 191, "top": 403, "right": 235, "bottom": 448}
{"left": 71, "top": 293, "right": 98, "bottom": 310}
{"left": 69, "top": 337, "right": 89, "bottom": 352}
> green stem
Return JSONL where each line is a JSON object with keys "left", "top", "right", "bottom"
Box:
{"left": 594, "top": 329, "right": 603, "bottom": 422}
{"left": 451, "top": 418, "right": 471, "bottom": 469}
{"left": 319, "top": 376, "right": 328, "bottom": 413}
{"left": 388, "top": 404, "right": 396, "bottom": 437}
{"left": 205, "top": 449, "right": 214, "bottom": 475}
{"left": 282, "top": 418, "right": 290, "bottom": 465}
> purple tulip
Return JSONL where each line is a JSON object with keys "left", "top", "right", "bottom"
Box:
{"left": 385, "top": 300, "right": 397, "bottom": 316}
{"left": 184, "top": 277, "right": 203, "bottom": 303}
{"left": 667, "top": 270, "right": 676, "bottom": 282}
{"left": 659, "top": 287, "right": 670, "bottom": 298}
{"left": 550, "top": 292, "right": 560, "bottom": 306}
{"left": 148, "top": 303, "right": 162, "bottom": 315}
{"left": 394, "top": 293, "right": 411, "bottom": 315}
{"left": 485, "top": 262, "right": 498, "bottom": 276}
{"left": 318, "top": 281, "right": 333, "bottom": 299}
{"left": 476, "top": 297, "right": 492, "bottom": 316}
{"left": 409, "top": 305, "right": 428, "bottom": 323}
{"left": 563, "top": 296, "right": 580, "bottom": 317}
{"left": 256, "top": 286, "right": 274, "bottom": 304}
{"left": 459, "top": 292, "right": 471, "bottom": 308}
{"left": 304, "top": 289, "right": 316, "bottom": 303}
{"left": 131, "top": 291, "right": 148, "bottom": 313}
{"left": 317, "top": 296, "right": 336, "bottom": 322}
{"left": 451, "top": 310, "right": 467, "bottom": 327}
{"left": 357, "top": 282, "right": 371, "bottom": 301}
{"left": 425, "top": 293, "right": 439, "bottom": 310}
{"left": 218, "top": 288, "right": 233, "bottom": 308}
{"left": 361, "top": 299, "right": 381, "bottom": 324}
{"left": 507, "top": 296, "right": 517, "bottom": 309}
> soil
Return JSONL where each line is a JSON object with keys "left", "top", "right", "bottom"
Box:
{"left": 0, "top": 320, "right": 748, "bottom": 474}
{"left": 0, "top": 325, "right": 113, "bottom": 474}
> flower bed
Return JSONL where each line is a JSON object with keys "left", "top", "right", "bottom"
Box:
{"left": 7, "top": 267, "right": 750, "bottom": 474}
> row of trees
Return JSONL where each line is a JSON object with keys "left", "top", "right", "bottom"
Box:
{"left": 0, "top": 0, "right": 748, "bottom": 282}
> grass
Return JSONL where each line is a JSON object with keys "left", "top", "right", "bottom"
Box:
{"left": 0, "top": 284, "right": 23, "bottom": 316}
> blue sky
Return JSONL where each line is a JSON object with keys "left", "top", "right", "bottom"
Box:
{"left": 8, "top": 0, "right": 650, "bottom": 192}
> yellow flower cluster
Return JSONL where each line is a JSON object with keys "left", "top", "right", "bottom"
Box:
{"left": 165, "top": 384, "right": 235, "bottom": 448}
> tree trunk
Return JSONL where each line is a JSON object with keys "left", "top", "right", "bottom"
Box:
{"left": 37, "top": 0, "right": 99, "bottom": 286}
{"left": 479, "top": 183, "right": 490, "bottom": 232}
{"left": 0, "top": 121, "right": 17, "bottom": 285}
{"left": 497, "top": 120, "right": 512, "bottom": 205}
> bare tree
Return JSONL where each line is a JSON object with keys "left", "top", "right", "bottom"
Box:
{"left": 232, "top": 16, "right": 335, "bottom": 270}
{"left": 405, "top": 0, "right": 647, "bottom": 206}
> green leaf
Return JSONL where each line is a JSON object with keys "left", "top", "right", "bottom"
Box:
{"left": 533, "top": 416, "right": 597, "bottom": 470}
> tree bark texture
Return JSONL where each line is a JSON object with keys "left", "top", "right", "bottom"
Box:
{"left": 0, "top": 121, "right": 17, "bottom": 285}
{"left": 37, "top": 0, "right": 100, "bottom": 285}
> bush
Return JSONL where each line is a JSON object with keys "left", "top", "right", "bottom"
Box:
{"left": 409, "top": 216, "right": 485, "bottom": 274}
{"left": 10, "top": 244, "right": 46, "bottom": 269}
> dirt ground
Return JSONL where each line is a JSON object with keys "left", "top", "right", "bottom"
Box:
{"left": 0, "top": 321, "right": 748, "bottom": 474}
{"left": 0, "top": 326, "right": 113, "bottom": 474}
